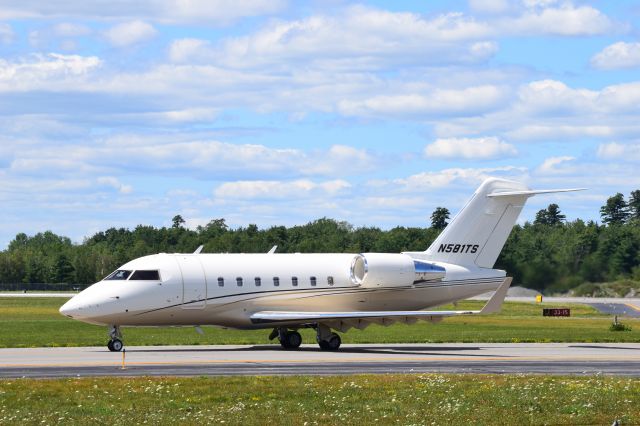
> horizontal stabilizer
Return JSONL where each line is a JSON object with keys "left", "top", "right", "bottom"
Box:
{"left": 250, "top": 278, "right": 511, "bottom": 324}
{"left": 487, "top": 188, "right": 586, "bottom": 197}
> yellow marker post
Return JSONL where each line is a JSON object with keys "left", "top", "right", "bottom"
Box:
{"left": 536, "top": 294, "right": 543, "bottom": 303}
{"left": 121, "top": 348, "right": 126, "bottom": 370}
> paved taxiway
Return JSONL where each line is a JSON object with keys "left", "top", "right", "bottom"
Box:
{"left": 1, "top": 343, "right": 639, "bottom": 378}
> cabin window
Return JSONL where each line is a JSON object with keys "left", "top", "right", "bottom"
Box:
{"left": 310, "top": 276, "right": 317, "bottom": 286}
{"left": 273, "top": 277, "right": 280, "bottom": 286}
{"left": 129, "top": 270, "right": 160, "bottom": 280}
{"left": 218, "top": 277, "right": 224, "bottom": 287}
{"left": 236, "top": 277, "right": 243, "bottom": 287}
{"left": 292, "top": 276, "right": 298, "bottom": 286}
{"left": 105, "top": 270, "right": 132, "bottom": 281}
{"left": 255, "top": 277, "right": 261, "bottom": 287}
{"left": 327, "top": 276, "right": 334, "bottom": 286}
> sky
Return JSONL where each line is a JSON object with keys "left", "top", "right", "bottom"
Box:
{"left": 1, "top": 0, "right": 640, "bottom": 248}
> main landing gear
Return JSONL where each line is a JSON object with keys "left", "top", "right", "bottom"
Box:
{"left": 268, "top": 324, "right": 342, "bottom": 351}
{"left": 316, "top": 323, "right": 341, "bottom": 351}
{"left": 107, "top": 325, "right": 124, "bottom": 352}
{"left": 270, "top": 327, "right": 303, "bottom": 349}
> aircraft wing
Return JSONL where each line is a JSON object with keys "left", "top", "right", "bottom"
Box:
{"left": 250, "top": 278, "right": 511, "bottom": 331}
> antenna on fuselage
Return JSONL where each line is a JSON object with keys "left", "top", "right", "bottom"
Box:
{"left": 268, "top": 245, "right": 277, "bottom": 254}
{"left": 193, "top": 245, "right": 204, "bottom": 254}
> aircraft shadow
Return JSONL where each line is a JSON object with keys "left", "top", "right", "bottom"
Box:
{"left": 569, "top": 344, "right": 639, "bottom": 351}
{"left": 120, "top": 344, "right": 512, "bottom": 358}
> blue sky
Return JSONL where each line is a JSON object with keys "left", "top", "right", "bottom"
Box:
{"left": 1, "top": 0, "right": 640, "bottom": 248}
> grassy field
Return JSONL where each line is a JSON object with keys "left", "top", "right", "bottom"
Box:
{"left": 1, "top": 297, "right": 639, "bottom": 347}
{"left": 1, "top": 374, "right": 639, "bottom": 425}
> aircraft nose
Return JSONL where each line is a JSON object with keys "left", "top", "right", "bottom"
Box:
{"left": 59, "top": 298, "right": 83, "bottom": 318}
{"left": 59, "top": 283, "right": 122, "bottom": 324}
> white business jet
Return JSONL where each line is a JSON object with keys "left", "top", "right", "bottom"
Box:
{"left": 60, "top": 178, "right": 581, "bottom": 352}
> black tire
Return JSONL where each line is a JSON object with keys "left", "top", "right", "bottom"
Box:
{"left": 281, "top": 331, "right": 302, "bottom": 349}
{"left": 327, "top": 333, "right": 341, "bottom": 350}
{"left": 319, "top": 333, "right": 341, "bottom": 351}
{"left": 111, "top": 339, "right": 123, "bottom": 352}
{"left": 107, "top": 340, "right": 114, "bottom": 351}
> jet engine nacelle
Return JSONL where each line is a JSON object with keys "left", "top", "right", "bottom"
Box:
{"left": 350, "top": 253, "right": 446, "bottom": 288}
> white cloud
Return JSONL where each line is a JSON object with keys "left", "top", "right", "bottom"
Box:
{"left": 506, "top": 4, "right": 613, "bottom": 36}
{"left": 7, "top": 136, "right": 378, "bottom": 180}
{"left": 0, "top": 5, "right": 617, "bottom": 126}
{"left": 97, "top": 176, "right": 133, "bottom": 194}
{"left": 425, "top": 137, "right": 517, "bottom": 159}
{"left": 304, "top": 145, "right": 378, "bottom": 176}
{"left": 161, "top": 108, "right": 218, "bottom": 122}
{"left": 0, "top": 54, "right": 101, "bottom": 92}
{"left": 591, "top": 42, "right": 640, "bottom": 70}
{"left": 506, "top": 124, "right": 613, "bottom": 140}
{"left": 169, "top": 38, "right": 211, "bottom": 63}
{"left": 159, "top": 0, "right": 286, "bottom": 25}
{"left": 468, "top": 0, "right": 509, "bottom": 14}
{"left": 516, "top": 79, "right": 596, "bottom": 115}
{"left": 0, "top": 23, "right": 14, "bottom": 44}
{"left": 523, "top": 0, "right": 558, "bottom": 8}
{"left": 434, "top": 79, "right": 640, "bottom": 142}
{"left": 214, "top": 179, "right": 351, "bottom": 200}
{"left": 530, "top": 158, "right": 640, "bottom": 197}
{"left": 8, "top": 52, "right": 640, "bottom": 148}
{"left": 537, "top": 156, "right": 575, "bottom": 174}
{"left": 0, "top": 0, "right": 286, "bottom": 24}
{"left": 597, "top": 142, "right": 640, "bottom": 161}
{"left": 338, "top": 85, "right": 507, "bottom": 118}
{"left": 104, "top": 20, "right": 157, "bottom": 47}
{"left": 0, "top": 49, "right": 509, "bottom": 122}
{"left": 96, "top": 139, "right": 306, "bottom": 178}
{"left": 164, "top": 2, "right": 614, "bottom": 75}
{"left": 598, "top": 82, "right": 640, "bottom": 112}
{"left": 213, "top": 6, "right": 496, "bottom": 70}
{"left": 391, "top": 166, "right": 526, "bottom": 191}
{"left": 53, "top": 23, "right": 91, "bottom": 37}
{"left": 89, "top": 108, "right": 219, "bottom": 124}
{"left": 470, "top": 41, "right": 499, "bottom": 57}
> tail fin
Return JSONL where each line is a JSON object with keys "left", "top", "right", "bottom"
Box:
{"left": 422, "top": 178, "right": 583, "bottom": 268}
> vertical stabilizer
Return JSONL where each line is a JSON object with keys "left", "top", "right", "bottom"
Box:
{"left": 424, "top": 178, "right": 533, "bottom": 268}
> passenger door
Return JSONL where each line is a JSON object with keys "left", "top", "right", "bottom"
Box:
{"left": 177, "top": 255, "right": 207, "bottom": 309}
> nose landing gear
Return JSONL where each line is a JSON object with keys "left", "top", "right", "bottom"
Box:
{"left": 107, "top": 325, "right": 123, "bottom": 352}
{"left": 107, "top": 339, "right": 123, "bottom": 352}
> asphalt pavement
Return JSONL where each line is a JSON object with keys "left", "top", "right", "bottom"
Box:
{"left": 2, "top": 343, "right": 639, "bottom": 378}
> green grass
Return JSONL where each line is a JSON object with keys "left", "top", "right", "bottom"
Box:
{"left": 1, "top": 297, "right": 639, "bottom": 347}
{"left": 1, "top": 374, "right": 639, "bottom": 425}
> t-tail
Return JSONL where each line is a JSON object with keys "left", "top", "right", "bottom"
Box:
{"left": 421, "top": 178, "right": 584, "bottom": 268}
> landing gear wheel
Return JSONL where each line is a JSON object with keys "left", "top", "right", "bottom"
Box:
{"left": 107, "top": 325, "right": 123, "bottom": 351}
{"left": 319, "top": 333, "right": 341, "bottom": 351}
{"left": 108, "top": 339, "right": 123, "bottom": 352}
{"left": 280, "top": 331, "right": 302, "bottom": 349}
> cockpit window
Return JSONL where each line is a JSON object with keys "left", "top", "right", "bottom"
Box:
{"left": 105, "top": 270, "right": 132, "bottom": 280}
{"left": 130, "top": 270, "right": 160, "bottom": 280}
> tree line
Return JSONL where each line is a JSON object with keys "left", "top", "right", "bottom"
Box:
{"left": 1, "top": 191, "right": 638, "bottom": 293}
